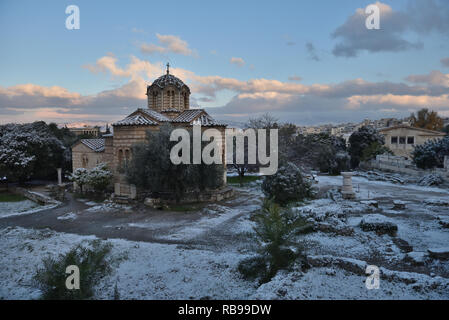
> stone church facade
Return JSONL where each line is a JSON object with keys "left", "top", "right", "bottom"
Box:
{"left": 72, "top": 65, "right": 228, "bottom": 200}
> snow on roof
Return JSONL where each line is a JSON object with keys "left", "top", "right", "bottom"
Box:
{"left": 171, "top": 109, "right": 226, "bottom": 126}
{"left": 160, "top": 108, "right": 181, "bottom": 113}
{"left": 80, "top": 139, "right": 105, "bottom": 152}
{"left": 114, "top": 108, "right": 226, "bottom": 128}
{"left": 138, "top": 108, "right": 171, "bottom": 122}
{"left": 379, "top": 125, "right": 446, "bottom": 135}
{"left": 113, "top": 114, "right": 158, "bottom": 127}
{"left": 171, "top": 109, "right": 204, "bottom": 123}
{"left": 150, "top": 73, "right": 188, "bottom": 90}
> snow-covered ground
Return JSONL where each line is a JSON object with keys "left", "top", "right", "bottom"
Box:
{"left": 0, "top": 199, "right": 57, "bottom": 219}
{"left": 0, "top": 174, "right": 448, "bottom": 299}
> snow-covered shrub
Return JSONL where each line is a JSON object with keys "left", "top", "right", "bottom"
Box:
{"left": 69, "top": 163, "right": 112, "bottom": 193}
{"left": 261, "top": 162, "right": 314, "bottom": 205}
{"left": 238, "top": 200, "right": 309, "bottom": 284}
{"left": 412, "top": 136, "right": 449, "bottom": 169}
{"left": 33, "top": 240, "right": 112, "bottom": 300}
{"left": 418, "top": 173, "right": 444, "bottom": 186}
{"left": 86, "top": 163, "right": 113, "bottom": 193}
{"left": 69, "top": 168, "right": 89, "bottom": 193}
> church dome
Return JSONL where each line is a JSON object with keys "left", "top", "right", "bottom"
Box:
{"left": 152, "top": 73, "right": 187, "bottom": 89}
{"left": 146, "top": 63, "right": 191, "bottom": 114}
{"left": 149, "top": 63, "right": 190, "bottom": 91}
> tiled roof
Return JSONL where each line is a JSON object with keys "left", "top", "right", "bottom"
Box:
{"left": 172, "top": 109, "right": 226, "bottom": 126}
{"left": 80, "top": 139, "right": 105, "bottom": 152}
{"left": 114, "top": 108, "right": 226, "bottom": 128}
{"left": 192, "top": 113, "right": 227, "bottom": 127}
{"left": 138, "top": 108, "right": 171, "bottom": 122}
{"left": 171, "top": 109, "right": 204, "bottom": 123}
{"left": 160, "top": 108, "right": 180, "bottom": 113}
{"left": 113, "top": 114, "right": 158, "bottom": 126}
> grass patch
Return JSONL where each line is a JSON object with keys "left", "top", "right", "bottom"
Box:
{"left": 0, "top": 192, "right": 27, "bottom": 202}
{"left": 227, "top": 175, "right": 261, "bottom": 184}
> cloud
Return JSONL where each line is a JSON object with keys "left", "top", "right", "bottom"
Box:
{"left": 441, "top": 58, "right": 449, "bottom": 67}
{"left": 230, "top": 57, "right": 245, "bottom": 67}
{"left": 332, "top": 2, "right": 422, "bottom": 57}
{"left": 140, "top": 33, "right": 196, "bottom": 57}
{"left": 405, "top": 70, "right": 449, "bottom": 87}
{"left": 3, "top": 54, "right": 449, "bottom": 125}
{"left": 332, "top": 0, "right": 449, "bottom": 58}
{"left": 131, "top": 27, "right": 145, "bottom": 34}
{"left": 306, "top": 42, "right": 320, "bottom": 61}
{"left": 331, "top": 0, "right": 449, "bottom": 58}
{"left": 288, "top": 76, "right": 302, "bottom": 82}
{"left": 405, "top": 0, "right": 449, "bottom": 35}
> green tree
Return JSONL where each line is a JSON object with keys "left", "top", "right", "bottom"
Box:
{"left": 288, "top": 132, "right": 349, "bottom": 174}
{"left": 126, "top": 124, "right": 224, "bottom": 203}
{"left": 238, "top": 199, "right": 310, "bottom": 283}
{"left": 348, "top": 126, "right": 385, "bottom": 168}
{"left": 361, "top": 141, "right": 392, "bottom": 162}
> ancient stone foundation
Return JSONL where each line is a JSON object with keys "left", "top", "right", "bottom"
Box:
{"left": 144, "top": 187, "right": 235, "bottom": 206}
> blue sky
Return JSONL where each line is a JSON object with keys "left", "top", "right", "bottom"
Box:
{"left": 0, "top": 0, "right": 448, "bottom": 125}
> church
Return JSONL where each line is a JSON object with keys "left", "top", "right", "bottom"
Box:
{"left": 72, "top": 64, "right": 228, "bottom": 200}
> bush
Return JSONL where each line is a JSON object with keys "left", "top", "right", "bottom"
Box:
{"left": 34, "top": 240, "right": 112, "bottom": 300}
{"left": 86, "top": 163, "right": 113, "bottom": 192}
{"left": 237, "top": 256, "right": 269, "bottom": 281}
{"left": 69, "top": 163, "right": 113, "bottom": 194}
{"left": 238, "top": 200, "right": 310, "bottom": 284}
{"left": 261, "top": 162, "right": 314, "bottom": 205}
{"left": 412, "top": 136, "right": 449, "bottom": 169}
{"left": 418, "top": 173, "right": 444, "bottom": 186}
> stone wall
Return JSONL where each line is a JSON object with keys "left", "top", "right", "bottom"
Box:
{"left": 11, "top": 187, "right": 60, "bottom": 205}
{"left": 72, "top": 143, "right": 105, "bottom": 170}
{"left": 147, "top": 187, "right": 234, "bottom": 205}
{"left": 112, "top": 125, "right": 159, "bottom": 176}
{"left": 366, "top": 154, "right": 449, "bottom": 178}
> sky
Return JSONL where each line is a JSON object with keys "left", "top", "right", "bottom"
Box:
{"left": 0, "top": 0, "right": 449, "bottom": 126}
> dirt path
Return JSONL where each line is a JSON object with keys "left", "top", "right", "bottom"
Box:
{"left": 0, "top": 187, "right": 261, "bottom": 250}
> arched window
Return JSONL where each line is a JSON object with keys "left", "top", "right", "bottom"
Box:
{"left": 152, "top": 92, "right": 157, "bottom": 108}
{"left": 118, "top": 149, "right": 124, "bottom": 166}
{"left": 184, "top": 92, "right": 188, "bottom": 109}
{"left": 82, "top": 154, "right": 89, "bottom": 168}
{"left": 125, "top": 149, "right": 131, "bottom": 167}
